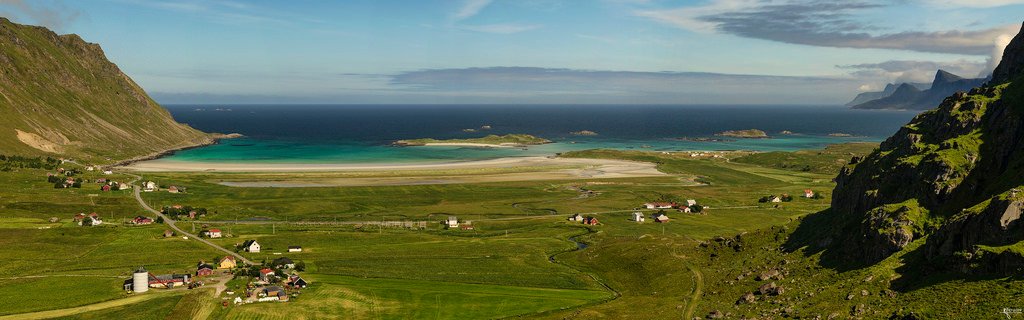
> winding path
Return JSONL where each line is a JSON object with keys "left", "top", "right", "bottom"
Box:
{"left": 124, "top": 173, "right": 255, "bottom": 265}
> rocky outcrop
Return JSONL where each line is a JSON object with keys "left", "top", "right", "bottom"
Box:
{"left": 992, "top": 23, "right": 1024, "bottom": 85}
{"left": 825, "top": 22, "right": 1024, "bottom": 273}
{"left": 851, "top": 70, "right": 986, "bottom": 110}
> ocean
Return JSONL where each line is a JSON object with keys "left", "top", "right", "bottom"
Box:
{"left": 161, "top": 104, "right": 920, "bottom": 164}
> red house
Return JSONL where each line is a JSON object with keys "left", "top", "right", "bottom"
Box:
{"left": 101, "top": 185, "right": 112, "bottom": 191}
{"left": 583, "top": 217, "right": 600, "bottom": 225}
{"left": 196, "top": 262, "right": 215, "bottom": 277}
{"left": 133, "top": 216, "right": 154, "bottom": 225}
{"left": 259, "top": 268, "right": 275, "bottom": 282}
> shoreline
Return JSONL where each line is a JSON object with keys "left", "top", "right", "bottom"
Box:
{"left": 107, "top": 133, "right": 242, "bottom": 168}
{"left": 118, "top": 155, "right": 658, "bottom": 173}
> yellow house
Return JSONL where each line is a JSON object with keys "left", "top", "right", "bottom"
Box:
{"left": 218, "top": 256, "right": 237, "bottom": 269}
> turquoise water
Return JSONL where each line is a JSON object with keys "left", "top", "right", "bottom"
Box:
{"left": 162, "top": 105, "right": 919, "bottom": 164}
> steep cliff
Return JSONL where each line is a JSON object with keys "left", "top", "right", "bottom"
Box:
{"left": 826, "top": 23, "right": 1024, "bottom": 274}
{"left": 0, "top": 18, "right": 212, "bottom": 163}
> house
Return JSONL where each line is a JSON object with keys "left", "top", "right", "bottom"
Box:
{"left": 568, "top": 213, "right": 584, "bottom": 222}
{"left": 804, "top": 189, "right": 815, "bottom": 198}
{"left": 259, "top": 268, "right": 275, "bottom": 282}
{"left": 196, "top": 262, "right": 215, "bottom": 277}
{"left": 460, "top": 225, "right": 475, "bottom": 230}
{"left": 287, "top": 246, "right": 303, "bottom": 252}
{"left": 205, "top": 229, "right": 222, "bottom": 238}
{"left": 272, "top": 257, "right": 295, "bottom": 269}
{"left": 133, "top": 215, "right": 152, "bottom": 224}
{"left": 118, "top": 183, "right": 131, "bottom": 190}
{"left": 80, "top": 214, "right": 103, "bottom": 226}
{"left": 144, "top": 181, "right": 157, "bottom": 192}
{"left": 264, "top": 285, "right": 284, "bottom": 297}
{"left": 242, "top": 240, "right": 261, "bottom": 253}
{"left": 103, "top": 170, "right": 113, "bottom": 175}
{"left": 686, "top": 199, "right": 697, "bottom": 207}
{"left": 632, "top": 212, "right": 645, "bottom": 222}
{"left": 100, "top": 184, "right": 112, "bottom": 192}
{"left": 86, "top": 166, "right": 94, "bottom": 171}
{"left": 218, "top": 256, "right": 237, "bottom": 269}
{"left": 163, "top": 230, "right": 175, "bottom": 238}
{"left": 287, "top": 275, "right": 308, "bottom": 288}
{"left": 678, "top": 206, "right": 692, "bottom": 213}
{"left": 643, "top": 202, "right": 676, "bottom": 209}
{"left": 188, "top": 211, "right": 197, "bottom": 219}
{"left": 583, "top": 217, "right": 600, "bottom": 225}
{"left": 653, "top": 213, "right": 670, "bottom": 223}
{"left": 771, "top": 196, "right": 782, "bottom": 203}
{"left": 167, "top": 186, "right": 179, "bottom": 193}
{"left": 444, "top": 216, "right": 459, "bottom": 229}
{"left": 96, "top": 178, "right": 107, "bottom": 183}
{"left": 73, "top": 213, "right": 86, "bottom": 223}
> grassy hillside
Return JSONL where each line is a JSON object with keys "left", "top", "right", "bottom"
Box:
{"left": 0, "top": 18, "right": 212, "bottom": 163}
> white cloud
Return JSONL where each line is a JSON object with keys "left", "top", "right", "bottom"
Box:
{"left": 452, "top": 0, "right": 493, "bottom": 21}
{"left": 918, "top": 0, "right": 1024, "bottom": 8}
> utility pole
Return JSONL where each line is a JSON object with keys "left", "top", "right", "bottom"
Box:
{"left": 273, "top": 223, "right": 276, "bottom": 235}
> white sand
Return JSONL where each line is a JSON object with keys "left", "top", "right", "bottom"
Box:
{"left": 120, "top": 156, "right": 657, "bottom": 173}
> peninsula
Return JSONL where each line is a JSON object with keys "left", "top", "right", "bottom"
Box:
{"left": 393, "top": 134, "right": 552, "bottom": 147}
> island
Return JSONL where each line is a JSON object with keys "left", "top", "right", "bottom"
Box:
{"left": 716, "top": 129, "right": 769, "bottom": 139}
{"left": 569, "top": 130, "right": 598, "bottom": 136}
{"left": 393, "top": 134, "right": 552, "bottom": 147}
{"left": 829, "top": 133, "right": 853, "bottom": 137}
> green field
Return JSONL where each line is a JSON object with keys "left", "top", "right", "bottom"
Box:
{"left": 5, "top": 144, "right": 1015, "bottom": 319}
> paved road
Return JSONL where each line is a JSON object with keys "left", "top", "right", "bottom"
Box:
{"left": 124, "top": 173, "right": 256, "bottom": 266}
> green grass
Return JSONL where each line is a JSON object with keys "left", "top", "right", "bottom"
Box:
{"left": 732, "top": 142, "right": 878, "bottom": 174}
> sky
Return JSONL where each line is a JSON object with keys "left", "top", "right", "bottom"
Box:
{"left": 0, "top": 0, "right": 1023, "bottom": 105}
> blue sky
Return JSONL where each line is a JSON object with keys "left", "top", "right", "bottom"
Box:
{"left": 1, "top": 0, "right": 1023, "bottom": 104}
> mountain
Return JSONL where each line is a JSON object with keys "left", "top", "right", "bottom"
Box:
{"left": 0, "top": 18, "right": 213, "bottom": 163}
{"left": 850, "top": 70, "right": 987, "bottom": 110}
{"left": 808, "top": 22, "right": 1024, "bottom": 275}
{"left": 844, "top": 82, "right": 929, "bottom": 107}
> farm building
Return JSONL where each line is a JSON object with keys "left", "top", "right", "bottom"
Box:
{"left": 678, "top": 206, "right": 692, "bottom": 213}
{"left": 643, "top": 202, "right": 676, "bottom": 209}
{"left": 632, "top": 212, "right": 645, "bottom": 222}
{"left": 444, "top": 216, "right": 459, "bottom": 229}
{"left": 101, "top": 185, "right": 111, "bottom": 192}
{"left": 242, "top": 240, "right": 261, "bottom": 253}
{"left": 144, "top": 181, "right": 157, "bottom": 192}
{"left": 460, "top": 225, "right": 475, "bottom": 230}
{"left": 272, "top": 257, "right": 296, "bottom": 269}
{"left": 568, "top": 214, "right": 584, "bottom": 222}
{"left": 686, "top": 199, "right": 697, "bottom": 207}
{"left": 168, "top": 186, "right": 179, "bottom": 193}
{"left": 653, "top": 213, "right": 670, "bottom": 223}
{"left": 804, "top": 189, "right": 815, "bottom": 198}
{"left": 287, "top": 275, "right": 308, "bottom": 288}
{"left": 218, "top": 256, "right": 237, "bottom": 269}
{"left": 288, "top": 246, "right": 303, "bottom": 252}
{"left": 583, "top": 217, "right": 600, "bottom": 225}
{"left": 771, "top": 196, "right": 782, "bottom": 203}
{"left": 205, "top": 229, "right": 222, "bottom": 238}
{"left": 196, "top": 262, "right": 215, "bottom": 277}
{"left": 163, "top": 230, "right": 175, "bottom": 238}
{"left": 133, "top": 216, "right": 154, "bottom": 225}
{"left": 150, "top": 274, "right": 190, "bottom": 288}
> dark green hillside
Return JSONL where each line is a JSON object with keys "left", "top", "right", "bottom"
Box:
{"left": 795, "top": 22, "right": 1024, "bottom": 275}
{"left": 0, "top": 18, "right": 211, "bottom": 163}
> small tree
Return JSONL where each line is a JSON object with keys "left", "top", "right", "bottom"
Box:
{"left": 295, "top": 261, "right": 306, "bottom": 272}
{"left": 689, "top": 204, "right": 703, "bottom": 213}
{"left": 156, "top": 216, "right": 164, "bottom": 224}
{"left": 81, "top": 218, "right": 93, "bottom": 226}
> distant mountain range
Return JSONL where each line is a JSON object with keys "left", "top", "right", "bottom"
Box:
{"left": 846, "top": 70, "right": 987, "bottom": 110}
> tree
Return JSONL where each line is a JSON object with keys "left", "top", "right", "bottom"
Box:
{"left": 81, "top": 218, "right": 93, "bottom": 226}
{"left": 156, "top": 216, "right": 164, "bottom": 224}
{"left": 689, "top": 204, "right": 703, "bottom": 213}
{"left": 295, "top": 261, "right": 306, "bottom": 272}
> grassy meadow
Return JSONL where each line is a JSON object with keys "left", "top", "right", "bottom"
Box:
{"left": 0, "top": 145, "right": 892, "bottom": 319}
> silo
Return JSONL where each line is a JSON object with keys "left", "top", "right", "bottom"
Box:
{"left": 132, "top": 266, "right": 149, "bottom": 293}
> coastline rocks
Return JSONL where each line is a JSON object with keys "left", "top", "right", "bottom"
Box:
{"left": 717, "top": 129, "right": 769, "bottom": 139}
{"left": 569, "top": 130, "right": 598, "bottom": 136}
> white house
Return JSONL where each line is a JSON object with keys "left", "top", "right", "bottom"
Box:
{"left": 144, "top": 181, "right": 157, "bottom": 192}
{"left": 445, "top": 216, "right": 459, "bottom": 229}
{"left": 804, "top": 189, "right": 815, "bottom": 198}
{"left": 88, "top": 216, "right": 103, "bottom": 226}
{"left": 206, "top": 229, "right": 222, "bottom": 238}
{"left": 568, "top": 214, "right": 584, "bottom": 222}
{"left": 643, "top": 202, "right": 675, "bottom": 209}
{"left": 288, "top": 246, "right": 303, "bottom": 252}
{"left": 632, "top": 212, "right": 645, "bottom": 222}
{"left": 103, "top": 170, "right": 113, "bottom": 175}
{"left": 771, "top": 196, "right": 782, "bottom": 203}
{"left": 243, "top": 240, "right": 261, "bottom": 253}
{"left": 86, "top": 166, "right": 95, "bottom": 171}
{"left": 686, "top": 199, "right": 697, "bottom": 207}
{"left": 679, "top": 206, "right": 692, "bottom": 213}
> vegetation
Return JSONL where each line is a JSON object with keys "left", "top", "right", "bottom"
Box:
{"left": 0, "top": 18, "right": 212, "bottom": 163}
{"left": 733, "top": 142, "right": 878, "bottom": 174}
{"left": 394, "top": 134, "right": 552, "bottom": 146}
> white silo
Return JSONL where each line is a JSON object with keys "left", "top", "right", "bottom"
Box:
{"left": 132, "top": 267, "right": 149, "bottom": 293}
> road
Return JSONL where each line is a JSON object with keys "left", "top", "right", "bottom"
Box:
{"left": 124, "top": 173, "right": 256, "bottom": 266}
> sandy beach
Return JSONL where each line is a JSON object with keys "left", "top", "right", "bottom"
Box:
{"left": 118, "top": 156, "right": 668, "bottom": 186}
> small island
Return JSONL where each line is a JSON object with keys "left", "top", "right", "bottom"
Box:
{"left": 716, "top": 129, "right": 769, "bottom": 139}
{"left": 829, "top": 133, "right": 853, "bottom": 137}
{"left": 393, "top": 134, "right": 552, "bottom": 147}
{"left": 569, "top": 130, "right": 598, "bottom": 136}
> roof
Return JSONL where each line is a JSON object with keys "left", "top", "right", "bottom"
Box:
{"left": 646, "top": 202, "right": 674, "bottom": 206}
{"left": 221, "top": 256, "right": 235, "bottom": 262}
{"left": 208, "top": 229, "right": 221, "bottom": 233}
{"left": 288, "top": 245, "right": 302, "bottom": 249}
{"left": 197, "top": 264, "right": 214, "bottom": 270}
{"left": 260, "top": 268, "right": 274, "bottom": 274}
{"left": 242, "top": 240, "right": 259, "bottom": 247}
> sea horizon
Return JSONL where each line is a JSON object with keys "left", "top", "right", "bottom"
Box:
{"left": 158, "top": 104, "right": 920, "bottom": 164}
